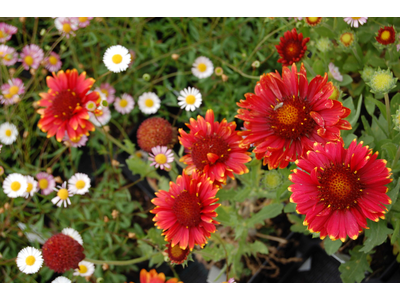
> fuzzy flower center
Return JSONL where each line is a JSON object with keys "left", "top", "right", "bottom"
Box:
{"left": 49, "top": 56, "right": 58, "bottom": 65}
{"left": 25, "top": 255, "right": 36, "bottom": 266}
{"left": 145, "top": 99, "right": 154, "bottom": 107}
{"left": 268, "top": 97, "right": 315, "bottom": 140}
{"left": 119, "top": 99, "right": 128, "bottom": 108}
{"left": 340, "top": 33, "right": 353, "bottom": 46}
{"left": 57, "top": 188, "right": 69, "bottom": 200}
{"left": 191, "top": 135, "right": 230, "bottom": 170}
{"left": 185, "top": 95, "right": 196, "bottom": 105}
{"left": 24, "top": 55, "right": 33, "bottom": 66}
{"left": 78, "top": 264, "right": 88, "bottom": 273}
{"left": 318, "top": 163, "right": 364, "bottom": 210}
{"left": 155, "top": 153, "right": 167, "bottom": 164}
{"left": 39, "top": 179, "right": 48, "bottom": 189}
{"left": 9, "top": 85, "right": 19, "bottom": 95}
{"left": 75, "top": 180, "right": 85, "bottom": 189}
{"left": 5, "top": 129, "right": 12, "bottom": 137}
{"left": 62, "top": 23, "right": 72, "bottom": 33}
{"left": 79, "top": 17, "right": 88, "bottom": 23}
{"left": 50, "top": 90, "right": 82, "bottom": 121}
{"left": 26, "top": 183, "right": 33, "bottom": 193}
{"left": 112, "top": 54, "right": 123, "bottom": 64}
{"left": 11, "top": 181, "right": 21, "bottom": 191}
{"left": 381, "top": 30, "right": 391, "bottom": 41}
{"left": 372, "top": 73, "right": 392, "bottom": 90}
{"left": 172, "top": 191, "right": 201, "bottom": 227}
{"left": 197, "top": 63, "right": 207, "bottom": 72}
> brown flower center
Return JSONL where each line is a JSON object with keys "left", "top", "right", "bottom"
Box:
{"left": 191, "top": 135, "right": 230, "bottom": 170}
{"left": 284, "top": 41, "right": 301, "bottom": 58}
{"left": 50, "top": 90, "right": 83, "bottom": 121}
{"left": 268, "top": 97, "right": 315, "bottom": 140}
{"left": 172, "top": 191, "right": 201, "bottom": 227}
{"left": 318, "top": 163, "right": 364, "bottom": 210}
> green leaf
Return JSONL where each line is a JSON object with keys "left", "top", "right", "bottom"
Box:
{"left": 348, "top": 95, "right": 363, "bottom": 128}
{"left": 126, "top": 156, "right": 159, "bottom": 179}
{"left": 215, "top": 206, "right": 234, "bottom": 227}
{"left": 287, "top": 214, "right": 309, "bottom": 234}
{"left": 366, "top": 96, "right": 387, "bottom": 118}
{"left": 339, "top": 246, "right": 372, "bottom": 283}
{"left": 381, "top": 142, "right": 398, "bottom": 160}
{"left": 339, "top": 74, "right": 353, "bottom": 87}
{"left": 359, "top": 220, "right": 393, "bottom": 253}
{"left": 247, "top": 203, "right": 283, "bottom": 227}
{"left": 323, "top": 239, "right": 342, "bottom": 256}
{"left": 284, "top": 203, "right": 297, "bottom": 213}
{"left": 248, "top": 240, "right": 269, "bottom": 255}
{"left": 387, "top": 179, "right": 400, "bottom": 209}
{"left": 390, "top": 93, "right": 400, "bottom": 114}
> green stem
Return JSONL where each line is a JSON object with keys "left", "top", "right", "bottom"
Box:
{"left": 392, "top": 142, "right": 400, "bottom": 169}
{"left": 352, "top": 47, "right": 363, "bottom": 67}
{"left": 97, "top": 128, "right": 134, "bottom": 155}
{"left": 211, "top": 54, "right": 259, "bottom": 80}
{"left": 384, "top": 93, "right": 392, "bottom": 137}
{"left": 85, "top": 253, "right": 157, "bottom": 266}
{"left": 302, "top": 60, "right": 316, "bottom": 77}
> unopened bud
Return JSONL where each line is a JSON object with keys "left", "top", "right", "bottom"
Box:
{"left": 252, "top": 60, "right": 260, "bottom": 68}
{"left": 222, "top": 74, "right": 229, "bottom": 82}
{"left": 103, "top": 125, "right": 110, "bottom": 132}
{"left": 171, "top": 53, "right": 180, "bottom": 60}
{"left": 18, "top": 231, "right": 23, "bottom": 237}
{"left": 63, "top": 140, "right": 72, "bottom": 147}
{"left": 0, "top": 207, "right": 4, "bottom": 214}
{"left": 111, "top": 209, "right": 119, "bottom": 219}
{"left": 23, "top": 131, "right": 29, "bottom": 139}
{"left": 41, "top": 69, "right": 48, "bottom": 76}
{"left": 46, "top": 168, "right": 52, "bottom": 174}
{"left": 143, "top": 73, "right": 151, "bottom": 81}
{"left": 19, "top": 17, "right": 26, "bottom": 23}
{"left": 0, "top": 166, "right": 4, "bottom": 176}
{"left": 102, "top": 263, "right": 109, "bottom": 271}
{"left": 104, "top": 215, "right": 109, "bottom": 223}
{"left": 40, "top": 29, "right": 46, "bottom": 36}
{"left": 54, "top": 176, "right": 63, "bottom": 184}
{"left": 32, "top": 101, "right": 39, "bottom": 109}
{"left": 128, "top": 232, "right": 136, "bottom": 239}
{"left": 215, "top": 67, "right": 223, "bottom": 76}
{"left": 30, "top": 69, "right": 36, "bottom": 76}
{"left": 4, "top": 203, "right": 10, "bottom": 210}
{"left": 9, "top": 68, "right": 16, "bottom": 76}
{"left": 111, "top": 160, "right": 119, "bottom": 167}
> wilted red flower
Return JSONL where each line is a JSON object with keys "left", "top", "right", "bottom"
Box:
{"left": 275, "top": 28, "right": 310, "bottom": 66}
{"left": 289, "top": 140, "right": 392, "bottom": 242}
{"left": 140, "top": 269, "right": 182, "bottom": 283}
{"left": 37, "top": 69, "right": 99, "bottom": 142}
{"left": 179, "top": 109, "right": 251, "bottom": 185}
{"left": 375, "top": 25, "right": 396, "bottom": 45}
{"left": 236, "top": 63, "right": 351, "bottom": 169}
{"left": 42, "top": 233, "right": 85, "bottom": 273}
{"left": 137, "top": 117, "right": 175, "bottom": 152}
{"left": 151, "top": 170, "right": 220, "bottom": 251}
{"left": 165, "top": 242, "right": 190, "bottom": 265}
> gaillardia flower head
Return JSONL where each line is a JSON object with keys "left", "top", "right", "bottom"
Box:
{"left": 151, "top": 170, "right": 220, "bottom": 250}
{"left": 316, "top": 37, "right": 332, "bottom": 53}
{"left": 42, "top": 233, "right": 85, "bottom": 273}
{"left": 165, "top": 242, "right": 190, "bottom": 265}
{"left": 140, "top": 269, "right": 182, "bottom": 283}
{"left": 288, "top": 140, "right": 392, "bottom": 242}
{"left": 179, "top": 109, "right": 251, "bottom": 184}
{"left": 137, "top": 117, "right": 175, "bottom": 152}
{"left": 338, "top": 31, "right": 356, "bottom": 49}
{"left": 375, "top": 25, "right": 396, "bottom": 46}
{"left": 37, "top": 69, "right": 98, "bottom": 142}
{"left": 275, "top": 28, "right": 310, "bottom": 66}
{"left": 360, "top": 66, "right": 375, "bottom": 83}
{"left": 305, "top": 17, "right": 322, "bottom": 27}
{"left": 367, "top": 68, "right": 398, "bottom": 94}
{"left": 236, "top": 63, "right": 351, "bottom": 169}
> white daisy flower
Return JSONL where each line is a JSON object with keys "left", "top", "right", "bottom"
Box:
{"left": 51, "top": 182, "right": 72, "bottom": 208}
{"left": 103, "top": 45, "right": 131, "bottom": 73}
{"left": 0, "top": 122, "right": 18, "bottom": 145}
{"left": 52, "top": 276, "right": 72, "bottom": 283}
{"left": 114, "top": 93, "right": 134, "bottom": 115}
{"left": 68, "top": 173, "right": 91, "bottom": 195}
{"left": 137, "top": 92, "right": 161, "bottom": 115}
{"left": 89, "top": 106, "right": 111, "bottom": 127}
{"left": 191, "top": 56, "right": 214, "bottom": 79}
{"left": 149, "top": 146, "right": 174, "bottom": 170}
{"left": 73, "top": 260, "right": 95, "bottom": 277}
{"left": 23, "top": 175, "right": 38, "bottom": 198}
{"left": 16, "top": 246, "right": 43, "bottom": 274}
{"left": 62, "top": 227, "right": 83, "bottom": 245}
{"left": 343, "top": 17, "right": 368, "bottom": 28}
{"left": 329, "top": 62, "right": 343, "bottom": 82}
{"left": 177, "top": 87, "right": 202, "bottom": 111}
{"left": 3, "top": 173, "right": 27, "bottom": 198}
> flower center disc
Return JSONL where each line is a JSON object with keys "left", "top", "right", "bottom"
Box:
{"left": 26, "top": 183, "right": 33, "bottom": 193}
{"left": 75, "top": 180, "right": 85, "bottom": 189}
{"left": 172, "top": 191, "right": 202, "bottom": 227}
{"left": 25, "top": 255, "right": 36, "bottom": 266}
{"left": 268, "top": 98, "right": 315, "bottom": 139}
{"left": 39, "top": 179, "right": 48, "bottom": 189}
{"left": 9, "top": 86, "right": 19, "bottom": 95}
{"left": 318, "top": 164, "right": 364, "bottom": 210}
{"left": 340, "top": 33, "right": 353, "bottom": 46}
{"left": 50, "top": 90, "right": 82, "bottom": 121}
{"left": 197, "top": 63, "right": 207, "bottom": 72}
{"left": 284, "top": 41, "right": 301, "bottom": 58}
{"left": 145, "top": 99, "right": 154, "bottom": 107}
{"left": 5, "top": 129, "right": 12, "bottom": 137}
{"left": 155, "top": 153, "right": 167, "bottom": 164}
{"left": 112, "top": 54, "right": 123, "bottom": 64}
{"left": 49, "top": 56, "right": 58, "bottom": 65}
{"left": 185, "top": 95, "right": 196, "bottom": 105}
{"left": 63, "top": 23, "right": 71, "bottom": 33}
{"left": 381, "top": 30, "right": 391, "bottom": 41}
{"left": 191, "top": 135, "right": 230, "bottom": 170}
{"left": 11, "top": 181, "right": 21, "bottom": 191}
{"left": 100, "top": 89, "right": 109, "bottom": 97}
{"left": 79, "top": 265, "right": 88, "bottom": 273}
{"left": 57, "top": 188, "right": 69, "bottom": 200}
{"left": 119, "top": 99, "right": 128, "bottom": 107}
{"left": 24, "top": 55, "right": 33, "bottom": 66}
{"left": 79, "top": 17, "right": 88, "bottom": 23}
{"left": 372, "top": 73, "right": 392, "bottom": 90}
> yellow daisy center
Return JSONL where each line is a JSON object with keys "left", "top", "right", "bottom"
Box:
{"left": 25, "top": 255, "right": 36, "bottom": 266}
{"left": 62, "top": 23, "right": 72, "bottom": 33}
{"left": 39, "top": 179, "right": 49, "bottom": 189}
{"left": 5, "top": 129, "right": 12, "bottom": 137}
{"left": 155, "top": 153, "right": 167, "bottom": 164}
{"left": 185, "top": 95, "right": 196, "bottom": 105}
{"left": 145, "top": 99, "right": 154, "bottom": 107}
{"left": 79, "top": 264, "right": 88, "bottom": 274}
{"left": 26, "top": 183, "right": 33, "bottom": 193}
{"left": 49, "top": 56, "right": 58, "bottom": 65}
{"left": 119, "top": 99, "right": 128, "bottom": 108}
{"left": 57, "top": 188, "right": 69, "bottom": 200}
{"left": 100, "top": 89, "right": 109, "bottom": 97}
{"left": 79, "top": 17, "right": 88, "bottom": 23}
{"left": 112, "top": 54, "right": 123, "bottom": 64}
{"left": 381, "top": 30, "right": 391, "bottom": 41}
{"left": 11, "top": 181, "right": 21, "bottom": 191}
{"left": 372, "top": 73, "right": 392, "bottom": 90}
{"left": 197, "top": 63, "right": 207, "bottom": 72}
{"left": 24, "top": 55, "right": 33, "bottom": 66}
{"left": 75, "top": 180, "right": 86, "bottom": 189}
{"left": 351, "top": 17, "right": 361, "bottom": 20}
{"left": 0, "top": 31, "right": 4, "bottom": 38}
{"left": 9, "top": 85, "right": 19, "bottom": 95}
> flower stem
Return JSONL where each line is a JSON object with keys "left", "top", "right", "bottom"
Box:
{"left": 392, "top": 146, "right": 400, "bottom": 169}
{"left": 384, "top": 93, "right": 392, "bottom": 137}
{"left": 97, "top": 128, "right": 135, "bottom": 155}
{"left": 85, "top": 253, "right": 157, "bottom": 266}
{"left": 302, "top": 60, "right": 316, "bottom": 77}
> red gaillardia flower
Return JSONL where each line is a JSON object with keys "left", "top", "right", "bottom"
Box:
{"left": 42, "top": 233, "right": 85, "bottom": 273}
{"left": 37, "top": 69, "right": 99, "bottom": 142}
{"left": 275, "top": 28, "right": 310, "bottom": 66}
{"left": 140, "top": 269, "right": 182, "bottom": 283}
{"left": 305, "top": 17, "right": 322, "bottom": 27}
{"left": 375, "top": 25, "right": 396, "bottom": 45}
{"left": 137, "top": 117, "right": 176, "bottom": 152}
{"left": 289, "top": 140, "right": 393, "bottom": 242}
{"left": 151, "top": 170, "right": 220, "bottom": 250}
{"left": 165, "top": 242, "right": 190, "bottom": 265}
{"left": 179, "top": 109, "right": 251, "bottom": 184}
{"left": 236, "top": 63, "right": 351, "bottom": 170}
